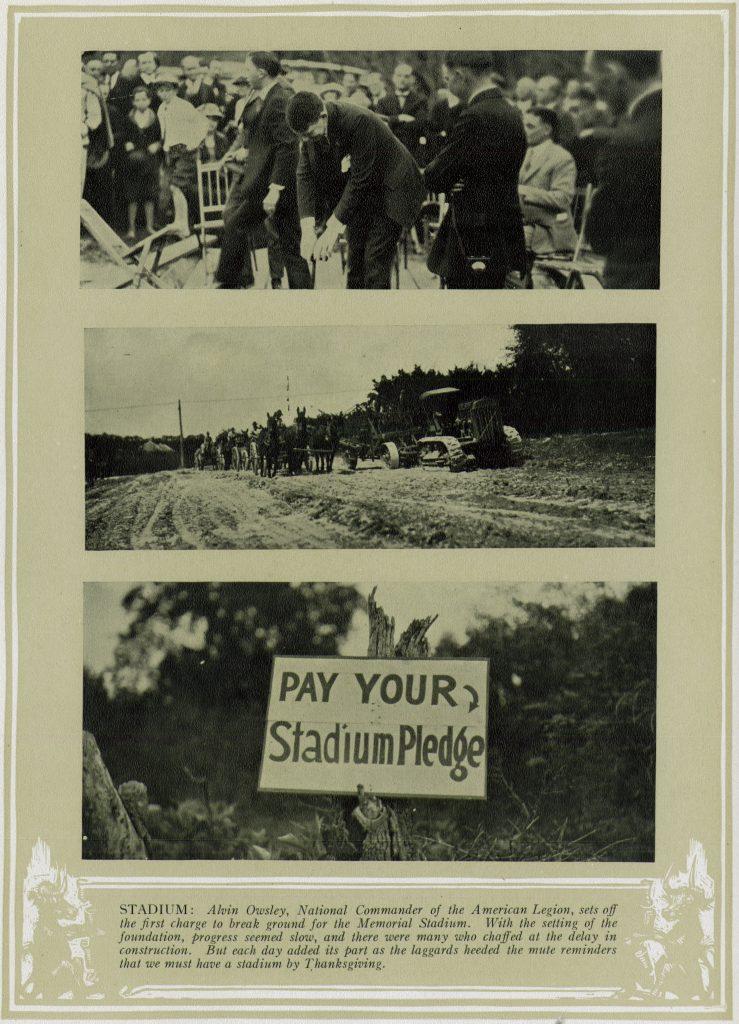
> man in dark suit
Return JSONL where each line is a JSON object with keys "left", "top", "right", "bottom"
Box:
{"left": 375, "top": 61, "right": 429, "bottom": 165}
{"left": 286, "top": 91, "right": 425, "bottom": 289}
{"left": 214, "top": 53, "right": 312, "bottom": 289}
{"left": 178, "top": 55, "right": 219, "bottom": 109}
{"left": 423, "top": 52, "right": 527, "bottom": 289}
{"left": 584, "top": 50, "right": 661, "bottom": 289}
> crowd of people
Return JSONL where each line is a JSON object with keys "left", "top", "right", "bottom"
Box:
{"left": 81, "top": 49, "right": 661, "bottom": 289}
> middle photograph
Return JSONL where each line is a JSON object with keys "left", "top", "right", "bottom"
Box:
{"left": 84, "top": 322, "right": 655, "bottom": 550}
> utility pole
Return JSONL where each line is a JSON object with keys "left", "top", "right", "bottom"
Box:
{"left": 178, "top": 399, "right": 185, "bottom": 469}
{"left": 286, "top": 375, "right": 290, "bottom": 414}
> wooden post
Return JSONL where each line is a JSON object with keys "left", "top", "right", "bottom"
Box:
{"left": 178, "top": 399, "right": 185, "bottom": 469}
{"left": 82, "top": 732, "right": 148, "bottom": 860}
{"left": 348, "top": 588, "right": 439, "bottom": 860}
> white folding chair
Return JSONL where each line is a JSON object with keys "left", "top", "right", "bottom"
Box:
{"left": 194, "top": 157, "right": 235, "bottom": 283}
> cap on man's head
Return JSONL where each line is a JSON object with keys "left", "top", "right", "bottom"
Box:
{"left": 444, "top": 50, "right": 507, "bottom": 78}
{"left": 232, "top": 74, "right": 250, "bottom": 85}
{"left": 199, "top": 103, "right": 222, "bottom": 119}
{"left": 529, "top": 105, "right": 560, "bottom": 139}
{"left": 155, "top": 70, "right": 179, "bottom": 87}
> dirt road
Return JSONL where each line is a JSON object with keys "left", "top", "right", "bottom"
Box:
{"left": 85, "top": 431, "right": 654, "bottom": 550}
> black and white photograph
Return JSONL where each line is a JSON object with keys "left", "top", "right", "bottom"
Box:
{"left": 83, "top": 581, "right": 657, "bottom": 862}
{"left": 85, "top": 323, "right": 656, "bottom": 550}
{"left": 80, "top": 49, "right": 661, "bottom": 290}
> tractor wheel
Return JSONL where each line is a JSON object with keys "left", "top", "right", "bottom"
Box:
{"left": 444, "top": 437, "right": 468, "bottom": 473}
{"left": 381, "top": 442, "right": 401, "bottom": 469}
{"left": 503, "top": 426, "right": 524, "bottom": 466}
{"left": 346, "top": 453, "right": 358, "bottom": 471}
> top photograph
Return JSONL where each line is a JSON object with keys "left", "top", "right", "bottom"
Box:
{"left": 80, "top": 49, "right": 661, "bottom": 291}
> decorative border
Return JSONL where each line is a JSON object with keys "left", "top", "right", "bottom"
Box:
{"left": 14, "top": 837, "right": 717, "bottom": 1013}
{"left": 4, "top": 2, "right": 733, "bottom": 1021}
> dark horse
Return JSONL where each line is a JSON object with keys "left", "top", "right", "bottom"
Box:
{"left": 261, "top": 413, "right": 283, "bottom": 478}
{"left": 283, "top": 407, "right": 311, "bottom": 475}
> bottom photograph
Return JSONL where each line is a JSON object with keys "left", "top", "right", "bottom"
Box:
{"left": 83, "top": 581, "right": 657, "bottom": 863}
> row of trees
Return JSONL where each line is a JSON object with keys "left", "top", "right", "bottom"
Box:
{"left": 85, "top": 434, "right": 189, "bottom": 482}
{"left": 84, "top": 582, "right": 656, "bottom": 861}
{"left": 361, "top": 324, "right": 656, "bottom": 439}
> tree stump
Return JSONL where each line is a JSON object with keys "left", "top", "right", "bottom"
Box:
{"left": 348, "top": 587, "right": 438, "bottom": 861}
{"left": 82, "top": 732, "right": 148, "bottom": 859}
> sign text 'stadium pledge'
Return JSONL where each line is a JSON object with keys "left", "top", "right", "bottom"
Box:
{"left": 258, "top": 657, "right": 489, "bottom": 799}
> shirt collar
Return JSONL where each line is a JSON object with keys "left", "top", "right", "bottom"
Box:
{"left": 468, "top": 83, "right": 500, "bottom": 104}
{"left": 255, "top": 80, "right": 276, "bottom": 102}
{"left": 628, "top": 81, "right": 662, "bottom": 119}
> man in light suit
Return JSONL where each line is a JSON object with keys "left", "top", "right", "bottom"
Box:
{"left": 286, "top": 91, "right": 425, "bottom": 289}
{"left": 518, "top": 107, "right": 578, "bottom": 254}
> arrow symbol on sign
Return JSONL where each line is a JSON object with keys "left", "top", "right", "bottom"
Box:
{"left": 463, "top": 685, "right": 479, "bottom": 712}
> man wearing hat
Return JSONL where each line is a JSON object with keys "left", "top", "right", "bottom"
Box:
{"left": 198, "top": 104, "right": 230, "bottom": 162}
{"left": 155, "top": 72, "right": 209, "bottom": 237}
{"left": 423, "top": 51, "right": 527, "bottom": 289}
{"left": 213, "top": 52, "right": 311, "bottom": 289}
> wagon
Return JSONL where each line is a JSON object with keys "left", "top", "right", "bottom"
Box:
{"left": 194, "top": 444, "right": 225, "bottom": 471}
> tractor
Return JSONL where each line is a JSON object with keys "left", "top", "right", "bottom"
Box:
{"left": 380, "top": 388, "right": 523, "bottom": 472}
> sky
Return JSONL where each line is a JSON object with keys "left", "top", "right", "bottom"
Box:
{"left": 83, "top": 581, "right": 632, "bottom": 674}
{"left": 84, "top": 326, "right": 516, "bottom": 438}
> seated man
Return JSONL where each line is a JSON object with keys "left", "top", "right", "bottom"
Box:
{"left": 285, "top": 90, "right": 425, "bottom": 289}
{"left": 518, "top": 107, "right": 578, "bottom": 254}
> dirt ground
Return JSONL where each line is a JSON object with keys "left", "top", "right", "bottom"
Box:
{"left": 86, "top": 430, "right": 654, "bottom": 550}
{"left": 80, "top": 234, "right": 604, "bottom": 290}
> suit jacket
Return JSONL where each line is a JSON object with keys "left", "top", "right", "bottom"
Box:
{"left": 585, "top": 88, "right": 661, "bottom": 288}
{"left": 423, "top": 87, "right": 527, "bottom": 277}
{"left": 296, "top": 101, "right": 425, "bottom": 230}
{"left": 198, "top": 131, "right": 230, "bottom": 163}
{"left": 550, "top": 103, "right": 577, "bottom": 152}
{"left": 178, "top": 79, "right": 218, "bottom": 109}
{"left": 427, "top": 94, "right": 464, "bottom": 160}
{"left": 518, "top": 138, "right": 578, "bottom": 253}
{"left": 227, "top": 81, "right": 301, "bottom": 223}
{"left": 375, "top": 89, "right": 429, "bottom": 163}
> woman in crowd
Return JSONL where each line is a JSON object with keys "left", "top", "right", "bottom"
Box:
{"left": 121, "top": 85, "right": 162, "bottom": 238}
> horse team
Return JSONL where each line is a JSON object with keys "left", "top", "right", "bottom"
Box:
{"left": 196, "top": 409, "right": 342, "bottom": 478}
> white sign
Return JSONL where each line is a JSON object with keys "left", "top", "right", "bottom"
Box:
{"left": 258, "top": 656, "right": 489, "bottom": 799}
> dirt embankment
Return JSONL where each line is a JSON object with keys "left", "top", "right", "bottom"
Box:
{"left": 85, "top": 431, "right": 655, "bottom": 550}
